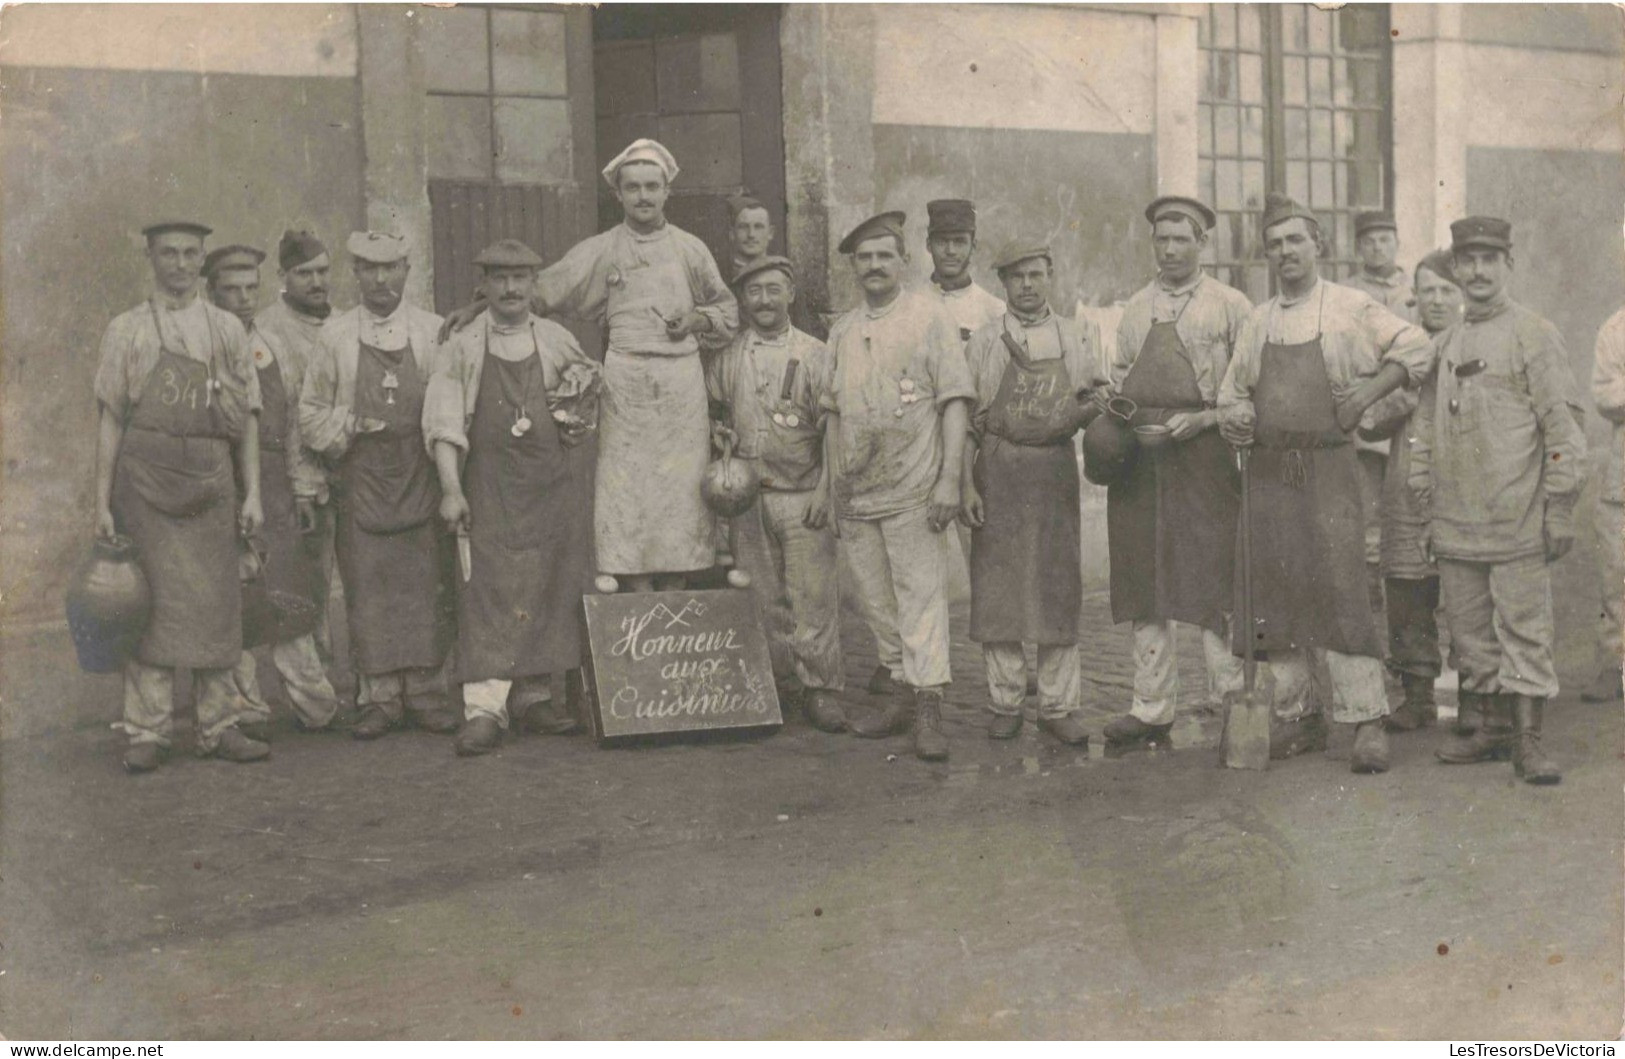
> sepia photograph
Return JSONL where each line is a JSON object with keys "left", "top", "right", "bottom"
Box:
{"left": 0, "top": 0, "right": 1621, "bottom": 1042}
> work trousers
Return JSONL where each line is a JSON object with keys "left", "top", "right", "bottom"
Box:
{"left": 1597, "top": 499, "right": 1624, "bottom": 673}
{"left": 307, "top": 500, "right": 338, "bottom": 662}
{"left": 841, "top": 504, "right": 953, "bottom": 688}
{"left": 463, "top": 675, "right": 553, "bottom": 730}
{"left": 1267, "top": 648, "right": 1389, "bottom": 725}
{"left": 1439, "top": 554, "right": 1559, "bottom": 698}
{"left": 1129, "top": 620, "right": 1245, "bottom": 726}
{"left": 358, "top": 667, "right": 450, "bottom": 721}
{"left": 731, "top": 489, "right": 845, "bottom": 691}
{"left": 233, "top": 635, "right": 341, "bottom": 729}
{"left": 983, "top": 642, "right": 1079, "bottom": 719}
{"left": 119, "top": 660, "right": 247, "bottom": 751}
{"left": 1356, "top": 449, "right": 1384, "bottom": 568}
{"left": 1385, "top": 575, "right": 1442, "bottom": 679}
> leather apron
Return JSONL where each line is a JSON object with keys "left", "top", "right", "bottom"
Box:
{"left": 456, "top": 331, "right": 593, "bottom": 682}
{"left": 1109, "top": 313, "right": 1239, "bottom": 631}
{"left": 251, "top": 347, "right": 320, "bottom": 607}
{"left": 596, "top": 241, "right": 715, "bottom": 575}
{"left": 968, "top": 321, "right": 1082, "bottom": 645}
{"left": 1238, "top": 301, "right": 1379, "bottom": 657}
{"left": 333, "top": 337, "right": 453, "bottom": 675}
{"left": 110, "top": 304, "right": 240, "bottom": 668}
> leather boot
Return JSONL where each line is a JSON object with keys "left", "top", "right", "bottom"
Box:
{"left": 1436, "top": 691, "right": 1512, "bottom": 764}
{"left": 913, "top": 688, "right": 949, "bottom": 761}
{"left": 803, "top": 690, "right": 848, "bottom": 733}
{"left": 1350, "top": 720, "right": 1390, "bottom": 774}
{"left": 850, "top": 691, "right": 914, "bottom": 738}
{"left": 1385, "top": 673, "right": 1436, "bottom": 731}
{"left": 1512, "top": 695, "right": 1561, "bottom": 785}
{"left": 1451, "top": 689, "right": 1483, "bottom": 737}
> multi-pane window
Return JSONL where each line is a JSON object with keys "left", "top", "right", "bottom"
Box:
{"left": 1199, "top": 4, "right": 1392, "bottom": 302}
{"left": 421, "top": 6, "right": 573, "bottom": 185}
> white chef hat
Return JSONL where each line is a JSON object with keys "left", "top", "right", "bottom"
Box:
{"left": 601, "top": 138, "right": 680, "bottom": 188}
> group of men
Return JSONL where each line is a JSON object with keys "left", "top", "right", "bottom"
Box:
{"left": 93, "top": 137, "right": 1613, "bottom": 786}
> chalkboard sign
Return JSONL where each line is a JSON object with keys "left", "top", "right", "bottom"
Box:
{"left": 583, "top": 589, "right": 782, "bottom": 739}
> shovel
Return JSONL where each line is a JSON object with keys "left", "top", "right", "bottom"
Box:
{"left": 1222, "top": 446, "right": 1270, "bottom": 770}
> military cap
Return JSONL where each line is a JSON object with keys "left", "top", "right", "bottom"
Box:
{"left": 1414, "top": 248, "right": 1460, "bottom": 289}
{"left": 346, "top": 230, "right": 410, "bottom": 264}
{"left": 1144, "top": 195, "right": 1216, "bottom": 232}
{"left": 926, "top": 199, "right": 977, "bottom": 235}
{"left": 202, "top": 244, "right": 266, "bottom": 279}
{"left": 279, "top": 229, "right": 327, "bottom": 271}
{"left": 992, "top": 241, "right": 1052, "bottom": 273}
{"left": 142, "top": 219, "right": 212, "bottom": 241}
{"left": 474, "top": 238, "right": 545, "bottom": 270}
{"left": 602, "top": 138, "right": 679, "bottom": 187}
{"left": 727, "top": 194, "right": 768, "bottom": 221}
{"left": 732, "top": 255, "right": 795, "bottom": 289}
{"left": 838, "top": 211, "right": 907, "bottom": 255}
{"left": 1354, "top": 210, "right": 1397, "bottom": 238}
{"left": 1450, "top": 216, "right": 1513, "bottom": 253}
{"left": 1260, "top": 191, "right": 1319, "bottom": 233}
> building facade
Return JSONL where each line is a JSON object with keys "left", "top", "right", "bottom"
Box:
{"left": 3, "top": 3, "right": 1622, "bottom": 638}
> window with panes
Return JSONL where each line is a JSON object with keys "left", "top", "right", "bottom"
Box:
{"left": 1198, "top": 4, "right": 1393, "bottom": 302}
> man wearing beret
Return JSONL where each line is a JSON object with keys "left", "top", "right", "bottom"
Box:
{"left": 1357, "top": 249, "right": 1463, "bottom": 732}
{"left": 707, "top": 256, "right": 846, "bottom": 733}
{"left": 824, "top": 210, "right": 975, "bottom": 761}
{"left": 300, "top": 231, "right": 458, "bottom": 741}
{"left": 424, "top": 239, "right": 601, "bottom": 755}
{"left": 443, "top": 139, "right": 737, "bottom": 592}
{"left": 1098, "top": 196, "right": 1253, "bottom": 752}
{"left": 258, "top": 229, "right": 340, "bottom": 656}
{"left": 959, "top": 242, "right": 1096, "bottom": 746}
{"left": 1584, "top": 305, "right": 1625, "bottom": 703}
{"left": 1412, "top": 217, "right": 1586, "bottom": 785}
{"left": 1218, "top": 193, "right": 1433, "bottom": 774}
{"left": 1346, "top": 210, "right": 1416, "bottom": 613}
{"left": 204, "top": 245, "right": 342, "bottom": 737}
{"left": 925, "top": 199, "right": 1005, "bottom": 344}
{"left": 94, "top": 220, "right": 268, "bottom": 771}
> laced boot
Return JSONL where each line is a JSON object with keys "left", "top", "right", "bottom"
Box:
{"left": 850, "top": 689, "right": 914, "bottom": 738}
{"left": 1511, "top": 695, "right": 1561, "bottom": 785}
{"left": 1385, "top": 673, "right": 1436, "bottom": 731}
{"left": 913, "top": 688, "right": 949, "bottom": 761}
{"left": 1436, "top": 691, "right": 1512, "bottom": 764}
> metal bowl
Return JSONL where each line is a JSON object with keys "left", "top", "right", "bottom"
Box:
{"left": 1134, "top": 424, "right": 1172, "bottom": 451}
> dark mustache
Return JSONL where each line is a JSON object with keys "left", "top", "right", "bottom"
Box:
{"left": 863, "top": 270, "right": 888, "bottom": 279}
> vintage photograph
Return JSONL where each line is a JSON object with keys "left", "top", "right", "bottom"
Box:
{"left": 0, "top": 0, "right": 1621, "bottom": 1041}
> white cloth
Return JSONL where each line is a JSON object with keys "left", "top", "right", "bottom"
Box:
{"left": 983, "top": 641, "right": 1079, "bottom": 719}
{"left": 841, "top": 505, "right": 954, "bottom": 688}
{"left": 930, "top": 280, "right": 1005, "bottom": 342}
{"left": 1129, "top": 620, "right": 1244, "bottom": 726}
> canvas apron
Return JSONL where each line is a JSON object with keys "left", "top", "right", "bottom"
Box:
{"left": 1238, "top": 304, "right": 1379, "bottom": 657}
{"left": 251, "top": 348, "right": 320, "bottom": 606}
{"left": 1108, "top": 314, "right": 1238, "bottom": 631}
{"left": 333, "top": 337, "right": 453, "bottom": 674}
{"left": 968, "top": 323, "right": 1082, "bottom": 645}
{"left": 111, "top": 305, "right": 240, "bottom": 668}
{"left": 596, "top": 249, "right": 715, "bottom": 575}
{"left": 457, "top": 334, "right": 593, "bottom": 682}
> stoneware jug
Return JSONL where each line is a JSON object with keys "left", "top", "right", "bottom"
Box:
{"left": 65, "top": 534, "right": 151, "bottom": 673}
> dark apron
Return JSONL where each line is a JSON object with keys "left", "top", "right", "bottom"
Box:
{"left": 457, "top": 339, "right": 594, "bottom": 681}
{"left": 1238, "top": 328, "right": 1379, "bottom": 657}
{"left": 969, "top": 328, "right": 1082, "bottom": 645}
{"left": 252, "top": 351, "right": 320, "bottom": 607}
{"left": 334, "top": 338, "right": 453, "bottom": 675}
{"left": 1109, "top": 317, "right": 1238, "bottom": 631}
{"left": 111, "top": 323, "right": 241, "bottom": 668}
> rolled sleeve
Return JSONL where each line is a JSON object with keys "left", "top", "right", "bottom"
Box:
{"left": 1364, "top": 301, "right": 1434, "bottom": 388}
{"left": 94, "top": 315, "right": 136, "bottom": 421}
{"left": 422, "top": 338, "right": 472, "bottom": 455}
{"left": 298, "top": 329, "right": 354, "bottom": 460}
{"left": 927, "top": 312, "right": 976, "bottom": 407}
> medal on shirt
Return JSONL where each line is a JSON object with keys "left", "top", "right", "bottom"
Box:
{"left": 896, "top": 374, "right": 919, "bottom": 416}
{"left": 513, "top": 407, "right": 533, "bottom": 437}
{"left": 381, "top": 369, "right": 400, "bottom": 405}
{"left": 252, "top": 345, "right": 273, "bottom": 370}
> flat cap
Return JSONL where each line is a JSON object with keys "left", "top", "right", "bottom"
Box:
{"left": 1414, "top": 248, "right": 1460, "bottom": 289}
{"left": 1354, "top": 210, "right": 1397, "bottom": 237}
{"left": 279, "top": 229, "right": 327, "bottom": 271}
{"left": 602, "top": 138, "right": 679, "bottom": 188}
{"left": 1450, "top": 216, "right": 1512, "bottom": 253}
{"left": 346, "top": 230, "right": 410, "bottom": 264}
{"left": 727, "top": 194, "right": 768, "bottom": 221}
{"left": 1260, "top": 191, "right": 1319, "bottom": 233}
{"left": 992, "top": 241, "right": 1052, "bottom": 272}
{"left": 474, "top": 238, "right": 544, "bottom": 270}
{"left": 142, "top": 219, "right": 212, "bottom": 240}
{"left": 202, "top": 244, "right": 266, "bottom": 279}
{"left": 838, "top": 210, "right": 907, "bottom": 255}
{"left": 926, "top": 199, "right": 977, "bottom": 235}
{"left": 732, "top": 255, "right": 795, "bottom": 289}
{"left": 1145, "top": 195, "right": 1216, "bottom": 232}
